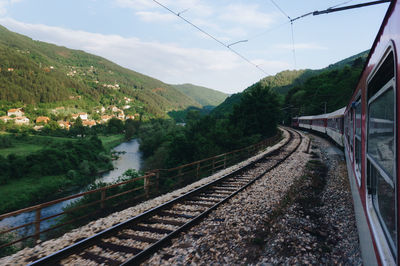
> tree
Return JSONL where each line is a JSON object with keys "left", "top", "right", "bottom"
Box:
{"left": 107, "top": 117, "right": 124, "bottom": 134}
{"left": 230, "top": 83, "right": 281, "bottom": 138}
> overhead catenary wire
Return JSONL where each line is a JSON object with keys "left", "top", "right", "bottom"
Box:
{"left": 151, "top": 0, "right": 270, "bottom": 76}
{"left": 269, "top": 0, "right": 297, "bottom": 68}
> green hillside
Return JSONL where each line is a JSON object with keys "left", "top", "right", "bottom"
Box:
{"left": 212, "top": 50, "right": 369, "bottom": 117}
{"left": 0, "top": 25, "right": 215, "bottom": 118}
{"left": 172, "top": 83, "right": 227, "bottom": 107}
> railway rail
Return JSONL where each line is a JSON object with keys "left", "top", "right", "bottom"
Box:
{"left": 29, "top": 128, "right": 303, "bottom": 265}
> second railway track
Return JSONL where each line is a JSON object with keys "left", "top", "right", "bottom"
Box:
{"left": 29, "top": 127, "right": 303, "bottom": 266}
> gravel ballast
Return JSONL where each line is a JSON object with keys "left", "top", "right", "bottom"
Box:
{"left": 145, "top": 132, "right": 361, "bottom": 265}
{"left": 0, "top": 131, "right": 289, "bottom": 265}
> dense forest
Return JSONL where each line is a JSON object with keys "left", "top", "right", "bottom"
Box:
{"left": 139, "top": 83, "right": 281, "bottom": 170}
{"left": 213, "top": 50, "right": 368, "bottom": 121}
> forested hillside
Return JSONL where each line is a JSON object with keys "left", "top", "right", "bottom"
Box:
{"left": 282, "top": 56, "right": 366, "bottom": 123}
{"left": 213, "top": 50, "right": 368, "bottom": 118}
{"left": 0, "top": 25, "right": 223, "bottom": 118}
{"left": 172, "top": 83, "right": 227, "bottom": 107}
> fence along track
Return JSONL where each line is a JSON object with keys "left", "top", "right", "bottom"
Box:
{"left": 0, "top": 132, "right": 281, "bottom": 253}
{"left": 28, "top": 128, "right": 302, "bottom": 265}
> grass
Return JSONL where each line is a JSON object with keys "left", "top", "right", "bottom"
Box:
{"left": 99, "top": 134, "right": 125, "bottom": 152}
{"left": 0, "top": 175, "right": 72, "bottom": 214}
{"left": 0, "top": 143, "right": 43, "bottom": 157}
{"left": 0, "top": 133, "right": 79, "bottom": 157}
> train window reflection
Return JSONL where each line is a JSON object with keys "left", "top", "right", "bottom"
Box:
{"left": 367, "top": 86, "right": 396, "bottom": 256}
{"left": 368, "top": 88, "right": 395, "bottom": 178}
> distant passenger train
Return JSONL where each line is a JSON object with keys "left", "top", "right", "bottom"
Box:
{"left": 293, "top": 1, "right": 399, "bottom": 264}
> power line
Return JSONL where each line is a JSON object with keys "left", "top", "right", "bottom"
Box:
{"left": 291, "top": 0, "right": 390, "bottom": 21}
{"left": 246, "top": 21, "right": 290, "bottom": 41}
{"left": 268, "top": 0, "right": 297, "bottom": 68}
{"left": 290, "top": 22, "right": 297, "bottom": 68}
{"left": 269, "top": 0, "right": 291, "bottom": 20}
{"left": 151, "top": 0, "right": 270, "bottom": 76}
{"left": 328, "top": 0, "right": 355, "bottom": 9}
{"left": 313, "top": 0, "right": 390, "bottom": 15}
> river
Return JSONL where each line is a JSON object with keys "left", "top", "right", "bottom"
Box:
{"left": 0, "top": 139, "right": 143, "bottom": 236}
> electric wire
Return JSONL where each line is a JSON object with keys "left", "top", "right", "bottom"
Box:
{"left": 151, "top": 0, "right": 270, "bottom": 75}
{"left": 268, "top": 0, "right": 297, "bottom": 68}
{"left": 269, "top": 0, "right": 291, "bottom": 20}
{"left": 290, "top": 22, "right": 297, "bottom": 68}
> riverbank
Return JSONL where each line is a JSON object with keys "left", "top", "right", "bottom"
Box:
{"left": 0, "top": 134, "right": 129, "bottom": 215}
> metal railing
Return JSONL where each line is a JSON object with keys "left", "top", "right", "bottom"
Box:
{"left": 0, "top": 132, "right": 281, "bottom": 254}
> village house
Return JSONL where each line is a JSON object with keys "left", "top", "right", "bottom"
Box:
{"left": 82, "top": 120, "right": 96, "bottom": 127}
{"left": 14, "top": 117, "right": 29, "bottom": 125}
{"left": 101, "top": 115, "right": 112, "bottom": 123}
{"left": 72, "top": 113, "right": 88, "bottom": 120}
{"left": 7, "top": 68, "right": 14, "bottom": 72}
{"left": 58, "top": 121, "right": 71, "bottom": 130}
{"left": 117, "top": 112, "right": 125, "bottom": 120}
{"left": 124, "top": 97, "right": 132, "bottom": 104}
{"left": 0, "top": 116, "right": 12, "bottom": 122}
{"left": 125, "top": 115, "right": 135, "bottom": 120}
{"left": 123, "top": 105, "right": 131, "bottom": 110}
{"left": 7, "top": 108, "right": 24, "bottom": 117}
{"left": 33, "top": 125, "right": 44, "bottom": 131}
{"left": 109, "top": 106, "right": 120, "bottom": 113}
{"left": 36, "top": 116, "right": 50, "bottom": 124}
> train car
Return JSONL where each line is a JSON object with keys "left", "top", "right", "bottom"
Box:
{"left": 297, "top": 108, "right": 344, "bottom": 146}
{"left": 310, "top": 114, "right": 327, "bottom": 134}
{"left": 326, "top": 107, "right": 345, "bottom": 146}
{"left": 293, "top": 1, "right": 399, "bottom": 264}
{"left": 291, "top": 117, "right": 299, "bottom": 128}
{"left": 343, "top": 1, "right": 399, "bottom": 264}
{"left": 298, "top": 116, "right": 312, "bottom": 129}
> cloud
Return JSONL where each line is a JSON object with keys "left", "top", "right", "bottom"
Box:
{"left": 0, "top": 18, "right": 288, "bottom": 93}
{"left": 277, "top": 43, "right": 328, "bottom": 50}
{"left": 135, "top": 11, "right": 177, "bottom": 22}
{"left": 219, "top": 4, "right": 276, "bottom": 28}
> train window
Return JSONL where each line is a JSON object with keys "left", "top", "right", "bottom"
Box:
{"left": 367, "top": 49, "right": 396, "bottom": 258}
{"left": 355, "top": 98, "right": 362, "bottom": 182}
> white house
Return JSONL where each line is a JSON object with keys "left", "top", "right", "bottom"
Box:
{"left": 7, "top": 109, "right": 24, "bottom": 117}
{"left": 14, "top": 117, "right": 29, "bottom": 125}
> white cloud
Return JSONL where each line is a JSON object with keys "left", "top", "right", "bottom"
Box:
{"left": 135, "top": 11, "right": 177, "bottom": 22}
{"left": 277, "top": 43, "right": 328, "bottom": 50}
{"left": 0, "top": 18, "right": 290, "bottom": 93}
{"left": 219, "top": 4, "right": 276, "bottom": 28}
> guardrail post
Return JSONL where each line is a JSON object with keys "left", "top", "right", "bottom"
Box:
{"left": 144, "top": 175, "right": 150, "bottom": 198}
{"left": 155, "top": 171, "right": 160, "bottom": 193}
{"left": 34, "top": 208, "right": 41, "bottom": 242}
{"left": 100, "top": 189, "right": 106, "bottom": 209}
{"left": 223, "top": 155, "right": 227, "bottom": 169}
{"left": 196, "top": 162, "right": 200, "bottom": 178}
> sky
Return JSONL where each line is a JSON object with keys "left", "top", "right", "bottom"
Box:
{"left": 0, "top": 0, "right": 390, "bottom": 94}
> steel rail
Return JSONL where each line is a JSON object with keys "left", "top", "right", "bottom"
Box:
{"left": 29, "top": 128, "right": 302, "bottom": 266}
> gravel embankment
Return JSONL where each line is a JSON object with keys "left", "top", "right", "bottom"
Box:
{"left": 145, "top": 132, "right": 361, "bottom": 265}
{"left": 145, "top": 130, "right": 308, "bottom": 265}
{"left": 0, "top": 131, "right": 289, "bottom": 265}
{"left": 258, "top": 134, "right": 362, "bottom": 265}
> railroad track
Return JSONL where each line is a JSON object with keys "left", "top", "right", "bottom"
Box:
{"left": 29, "top": 128, "right": 302, "bottom": 266}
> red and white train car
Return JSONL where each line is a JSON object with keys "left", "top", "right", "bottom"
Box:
{"left": 295, "top": 1, "right": 399, "bottom": 264}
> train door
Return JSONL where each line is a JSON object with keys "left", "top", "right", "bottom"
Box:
{"left": 366, "top": 47, "right": 397, "bottom": 263}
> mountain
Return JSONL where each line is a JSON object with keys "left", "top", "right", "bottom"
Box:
{"left": 212, "top": 50, "right": 369, "bottom": 117}
{"left": 172, "top": 83, "right": 227, "bottom": 107}
{"left": 0, "top": 25, "right": 219, "bottom": 118}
